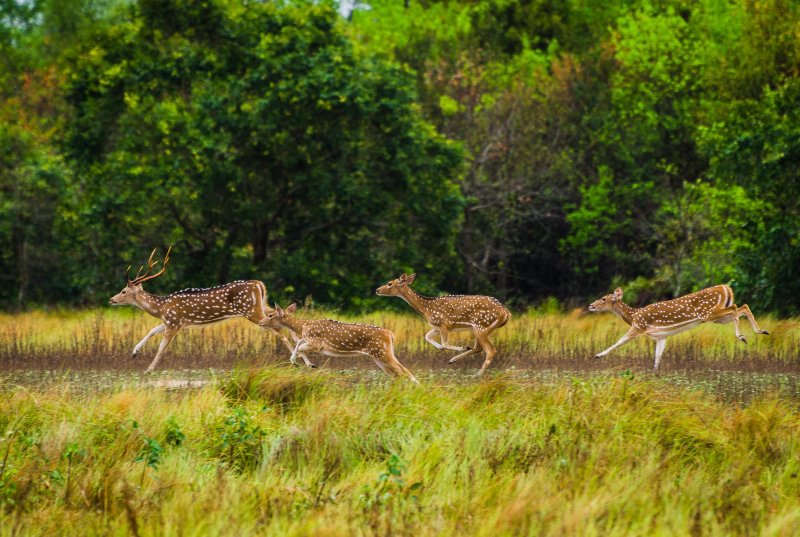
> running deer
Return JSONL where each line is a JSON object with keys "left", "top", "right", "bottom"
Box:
{"left": 259, "top": 303, "right": 418, "bottom": 383}
{"left": 588, "top": 285, "right": 769, "bottom": 371}
{"left": 108, "top": 247, "right": 306, "bottom": 372}
{"left": 375, "top": 273, "right": 511, "bottom": 375}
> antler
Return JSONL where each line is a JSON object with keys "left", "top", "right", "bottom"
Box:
{"left": 128, "top": 245, "right": 172, "bottom": 285}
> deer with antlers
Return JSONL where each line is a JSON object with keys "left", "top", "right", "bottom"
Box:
{"left": 588, "top": 285, "right": 769, "bottom": 371}
{"left": 108, "top": 247, "right": 307, "bottom": 372}
{"left": 259, "top": 303, "right": 418, "bottom": 383}
{"left": 376, "top": 273, "right": 511, "bottom": 375}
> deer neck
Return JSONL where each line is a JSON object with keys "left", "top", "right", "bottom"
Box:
{"left": 611, "top": 300, "right": 637, "bottom": 326}
{"left": 398, "top": 286, "right": 434, "bottom": 320}
{"left": 134, "top": 290, "right": 167, "bottom": 318}
{"left": 278, "top": 316, "right": 307, "bottom": 335}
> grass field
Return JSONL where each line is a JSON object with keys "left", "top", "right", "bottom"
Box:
{"left": 1, "top": 308, "right": 799, "bottom": 535}
{"left": 1, "top": 368, "right": 799, "bottom": 535}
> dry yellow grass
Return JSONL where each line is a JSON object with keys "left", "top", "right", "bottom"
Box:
{"left": 0, "top": 307, "right": 797, "bottom": 373}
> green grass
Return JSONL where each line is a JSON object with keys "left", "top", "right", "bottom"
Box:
{"left": 1, "top": 367, "right": 799, "bottom": 535}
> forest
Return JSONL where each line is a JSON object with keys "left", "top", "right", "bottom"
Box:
{"left": 2, "top": 0, "right": 799, "bottom": 314}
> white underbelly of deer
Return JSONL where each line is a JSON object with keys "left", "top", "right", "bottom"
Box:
{"left": 182, "top": 315, "right": 236, "bottom": 328}
{"left": 647, "top": 319, "right": 703, "bottom": 338}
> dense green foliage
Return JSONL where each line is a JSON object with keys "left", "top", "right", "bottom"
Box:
{"left": 1, "top": 369, "right": 799, "bottom": 534}
{"left": 1, "top": 0, "right": 799, "bottom": 312}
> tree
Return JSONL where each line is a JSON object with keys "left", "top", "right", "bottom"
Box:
{"left": 64, "top": 0, "right": 463, "bottom": 306}
{"left": 698, "top": 79, "right": 800, "bottom": 314}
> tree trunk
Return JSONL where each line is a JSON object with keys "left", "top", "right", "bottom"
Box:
{"left": 253, "top": 220, "right": 269, "bottom": 265}
{"left": 16, "top": 234, "right": 28, "bottom": 309}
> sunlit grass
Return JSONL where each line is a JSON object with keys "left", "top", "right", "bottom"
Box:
{"left": 0, "top": 368, "right": 799, "bottom": 535}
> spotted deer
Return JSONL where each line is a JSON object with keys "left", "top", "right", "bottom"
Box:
{"left": 108, "top": 247, "right": 306, "bottom": 372}
{"left": 588, "top": 285, "right": 769, "bottom": 371}
{"left": 259, "top": 303, "right": 418, "bottom": 383}
{"left": 376, "top": 273, "right": 511, "bottom": 375}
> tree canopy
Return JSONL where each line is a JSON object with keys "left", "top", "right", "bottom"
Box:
{"left": 1, "top": 0, "right": 799, "bottom": 313}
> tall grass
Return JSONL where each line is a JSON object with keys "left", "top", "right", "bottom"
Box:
{"left": 1, "top": 308, "right": 798, "bottom": 372}
{"left": 0, "top": 368, "right": 799, "bottom": 535}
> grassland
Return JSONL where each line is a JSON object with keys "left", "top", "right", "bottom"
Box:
{"left": 1, "top": 308, "right": 799, "bottom": 535}
{"left": 1, "top": 368, "right": 799, "bottom": 536}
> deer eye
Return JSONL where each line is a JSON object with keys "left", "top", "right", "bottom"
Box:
{"left": 387, "top": 282, "right": 393, "bottom": 287}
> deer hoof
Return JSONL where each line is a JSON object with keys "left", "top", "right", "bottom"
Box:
{"left": 593, "top": 354, "right": 602, "bottom": 360}
{"left": 309, "top": 363, "right": 318, "bottom": 369}
{"left": 759, "top": 330, "right": 770, "bottom": 335}
{"left": 738, "top": 335, "right": 748, "bottom": 344}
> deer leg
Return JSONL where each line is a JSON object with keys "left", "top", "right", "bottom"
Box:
{"left": 145, "top": 327, "right": 179, "bottom": 373}
{"left": 424, "top": 328, "right": 444, "bottom": 349}
{"left": 261, "top": 325, "right": 306, "bottom": 358}
{"left": 731, "top": 306, "right": 746, "bottom": 343}
{"left": 295, "top": 351, "right": 316, "bottom": 368}
{"left": 439, "top": 326, "right": 470, "bottom": 352}
{"left": 474, "top": 332, "right": 496, "bottom": 376}
{"left": 738, "top": 304, "right": 769, "bottom": 335}
{"left": 448, "top": 339, "right": 482, "bottom": 364}
{"left": 371, "top": 358, "right": 389, "bottom": 374}
{"left": 289, "top": 339, "right": 311, "bottom": 365}
{"left": 707, "top": 305, "right": 748, "bottom": 343}
{"left": 595, "top": 328, "right": 641, "bottom": 359}
{"left": 376, "top": 342, "right": 419, "bottom": 384}
{"left": 263, "top": 326, "right": 316, "bottom": 368}
{"left": 133, "top": 324, "right": 165, "bottom": 358}
{"left": 283, "top": 328, "right": 315, "bottom": 368}
{"left": 653, "top": 338, "right": 667, "bottom": 372}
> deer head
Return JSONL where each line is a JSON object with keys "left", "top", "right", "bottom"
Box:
{"left": 109, "top": 246, "right": 172, "bottom": 305}
{"left": 588, "top": 287, "right": 623, "bottom": 313}
{"left": 375, "top": 273, "right": 416, "bottom": 296}
{"left": 260, "top": 302, "right": 298, "bottom": 328}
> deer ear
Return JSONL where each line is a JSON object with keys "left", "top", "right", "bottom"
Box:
{"left": 405, "top": 273, "right": 416, "bottom": 285}
{"left": 613, "top": 287, "right": 623, "bottom": 300}
{"left": 275, "top": 303, "right": 283, "bottom": 316}
{"left": 286, "top": 303, "right": 297, "bottom": 315}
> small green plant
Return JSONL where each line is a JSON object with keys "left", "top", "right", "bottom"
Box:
{"left": 213, "top": 406, "right": 267, "bottom": 472}
{"left": 135, "top": 438, "right": 164, "bottom": 470}
{"left": 621, "top": 369, "right": 635, "bottom": 380}
{"left": 135, "top": 437, "right": 164, "bottom": 485}
{"left": 358, "top": 454, "right": 422, "bottom": 511}
{"left": 61, "top": 442, "right": 86, "bottom": 504}
{"left": 164, "top": 416, "right": 185, "bottom": 447}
